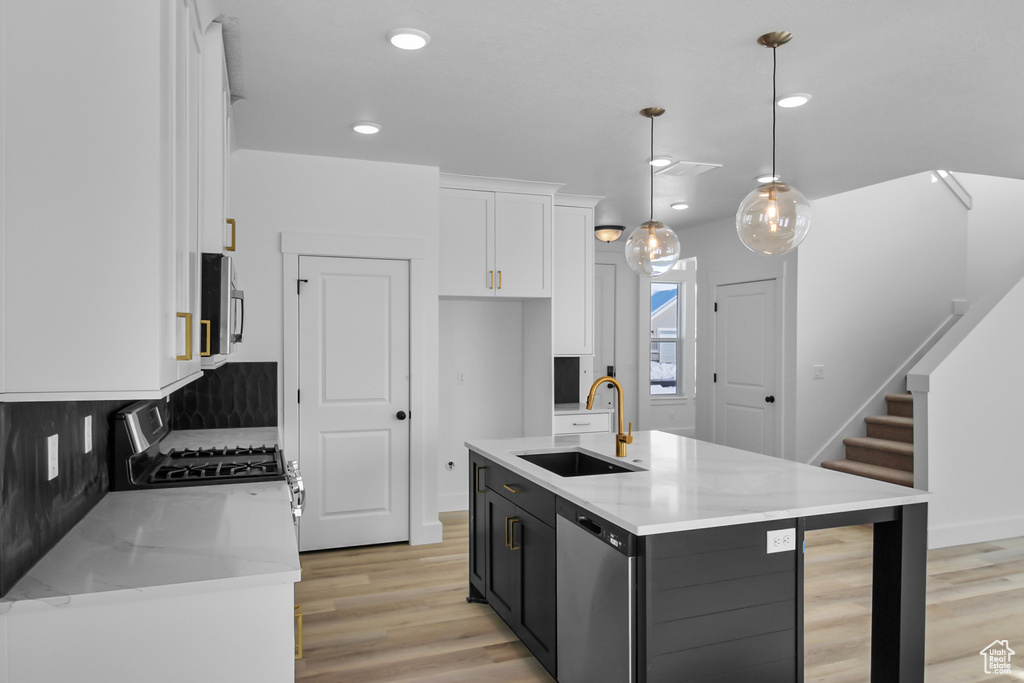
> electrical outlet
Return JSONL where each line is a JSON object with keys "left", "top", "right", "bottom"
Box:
{"left": 84, "top": 415, "right": 93, "bottom": 453}
{"left": 812, "top": 364, "right": 825, "bottom": 379}
{"left": 47, "top": 434, "right": 59, "bottom": 481}
{"left": 766, "top": 528, "right": 796, "bottom": 554}
{"left": 456, "top": 371, "right": 466, "bottom": 385}
{"left": 445, "top": 461, "right": 455, "bottom": 471}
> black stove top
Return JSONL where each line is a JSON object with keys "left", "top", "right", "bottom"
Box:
{"left": 149, "top": 446, "right": 283, "bottom": 484}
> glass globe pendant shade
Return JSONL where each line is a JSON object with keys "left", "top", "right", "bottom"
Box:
{"left": 625, "top": 220, "right": 681, "bottom": 277}
{"left": 736, "top": 182, "right": 811, "bottom": 256}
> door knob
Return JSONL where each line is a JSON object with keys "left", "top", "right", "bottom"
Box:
{"left": 396, "top": 411, "right": 407, "bottom": 420}
{"left": 764, "top": 395, "right": 775, "bottom": 404}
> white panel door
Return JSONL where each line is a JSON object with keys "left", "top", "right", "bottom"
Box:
{"left": 552, "top": 205, "right": 594, "bottom": 355}
{"left": 298, "top": 256, "right": 410, "bottom": 550}
{"left": 713, "top": 279, "right": 777, "bottom": 456}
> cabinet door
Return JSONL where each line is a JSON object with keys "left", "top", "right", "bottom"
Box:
{"left": 493, "top": 192, "right": 551, "bottom": 298}
{"left": 201, "top": 21, "right": 231, "bottom": 254}
{"left": 173, "top": 0, "right": 203, "bottom": 379}
{"left": 484, "top": 490, "right": 517, "bottom": 625}
{"left": 514, "top": 507, "right": 558, "bottom": 676}
{"left": 468, "top": 454, "right": 488, "bottom": 597}
{"left": 439, "top": 188, "right": 494, "bottom": 296}
{"left": 552, "top": 205, "right": 594, "bottom": 354}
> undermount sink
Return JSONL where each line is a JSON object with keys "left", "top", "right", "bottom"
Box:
{"left": 517, "top": 451, "right": 634, "bottom": 477}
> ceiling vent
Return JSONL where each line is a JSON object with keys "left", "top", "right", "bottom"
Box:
{"left": 655, "top": 160, "right": 723, "bottom": 177}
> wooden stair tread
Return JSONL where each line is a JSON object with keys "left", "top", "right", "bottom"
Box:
{"left": 864, "top": 415, "right": 913, "bottom": 427}
{"left": 822, "top": 459, "right": 915, "bottom": 487}
{"left": 884, "top": 393, "right": 913, "bottom": 403}
{"left": 842, "top": 436, "right": 914, "bottom": 455}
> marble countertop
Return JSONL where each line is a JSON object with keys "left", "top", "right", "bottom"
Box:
{"left": 162, "top": 426, "right": 280, "bottom": 451}
{"left": 553, "top": 403, "right": 614, "bottom": 414}
{"left": 466, "top": 431, "right": 929, "bottom": 536}
{"left": 0, "top": 482, "right": 300, "bottom": 613}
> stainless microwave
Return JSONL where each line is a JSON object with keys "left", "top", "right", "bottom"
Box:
{"left": 200, "top": 253, "right": 244, "bottom": 356}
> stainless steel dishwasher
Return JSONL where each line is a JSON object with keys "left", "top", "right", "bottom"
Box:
{"left": 556, "top": 499, "right": 637, "bottom": 683}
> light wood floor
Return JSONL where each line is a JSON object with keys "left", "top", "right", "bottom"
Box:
{"left": 295, "top": 512, "right": 1024, "bottom": 682}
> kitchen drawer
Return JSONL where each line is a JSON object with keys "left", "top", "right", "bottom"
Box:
{"left": 473, "top": 453, "right": 555, "bottom": 527}
{"left": 553, "top": 412, "right": 611, "bottom": 435}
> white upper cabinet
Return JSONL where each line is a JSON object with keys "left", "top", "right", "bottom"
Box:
{"left": 439, "top": 174, "right": 562, "bottom": 298}
{"left": 201, "top": 21, "right": 234, "bottom": 255}
{"left": 0, "top": 0, "right": 212, "bottom": 400}
{"left": 552, "top": 196, "right": 601, "bottom": 355}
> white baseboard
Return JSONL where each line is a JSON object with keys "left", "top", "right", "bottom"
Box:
{"left": 928, "top": 514, "right": 1024, "bottom": 549}
{"left": 438, "top": 491, "right": 468, "bottom": 513}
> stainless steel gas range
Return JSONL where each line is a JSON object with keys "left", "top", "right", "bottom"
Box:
{"left": 111, "top": 400, "right": 304, "bottom": 527}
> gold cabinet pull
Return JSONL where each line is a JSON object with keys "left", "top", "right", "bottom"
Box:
{"left": 503, "top": 483, "right": 521, "bottom": 494}
{"left": 509, "top": 518, "right": 520, "bottom": 550}
{"left": 475, "top": 465, "right": 487, "bottom": 493}
{"left": 226, "top": 218, "right": 236, "bottom": 252}
{"left": 294, "top": 605, "right": 303, "bottom": 660}
{"left": 498, "top": 270, "right": 502, "bottom": 289}
{"left": 176, "top": 312, "right": 193, "bottom": 361}
{"left": 489, "top": 270, "right": 494, "bottom": 290}
{"left": 505, "top": 515, "right": 514, "bottom": 548}
{"left": 200, "top": 319, "right": 212, "bottom": 357}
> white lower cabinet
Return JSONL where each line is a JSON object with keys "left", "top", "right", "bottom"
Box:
{"left": 0, "top": 0, "right": 216, "bottom": 399}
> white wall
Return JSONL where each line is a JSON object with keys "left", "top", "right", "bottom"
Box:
{"left": 796, "top": 172, "right": 968, "bottom": 465}
{"left": 437, "top": 299, "right": 526, "bottom": 511}
{"left": 960, "top": 173, "right": 1024, "bottom": 303}
{"left": 919, "top": 272, "right": 1024, "bottom": 547}
{"left": 229, "top": 148, "right": 442, "bottom": 543}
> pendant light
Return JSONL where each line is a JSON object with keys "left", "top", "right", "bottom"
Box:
{"left": 736, "top": 32, "right": 811, "bottom": 256}
{"left": 625, "top": 107, "right": 681, "bottom": 277}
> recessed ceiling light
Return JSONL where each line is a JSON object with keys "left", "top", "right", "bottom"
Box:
{"left": 649, "top": 156, "right": 672, "bottom": 168}
{"left": 756, "top": 174, "right": 780, "bottom": 183}
{"left": 352, "top": 122, "right": 382, "bottom": 135}
{"left": 387, "top": 28, "right": 430, "bottom": 50}
{"left": 670, "top": 202, "right": 689, "bottom": 210}
{"left": 776, "top": 93, "right": 812, "bottom": 108}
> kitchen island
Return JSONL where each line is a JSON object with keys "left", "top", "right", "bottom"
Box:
{"left": 467, "top": 430, "right": 929, "bottom": 683}
{"left": 0, "top": 481, "right": 300, "bottom": 683}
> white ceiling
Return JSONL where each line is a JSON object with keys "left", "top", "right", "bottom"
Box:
{"left": 216, "top": 0, "right": 1024, "bottom": 231}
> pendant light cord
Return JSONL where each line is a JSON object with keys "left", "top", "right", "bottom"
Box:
{"left": 772, "top": 46, "right": 777, "bottom": 180}
{"left": 649, "top": 114, "right": 655, "bottom": 221}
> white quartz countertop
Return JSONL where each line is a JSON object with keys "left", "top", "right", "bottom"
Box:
{"left": 162, "top": 426, "right": 280, "bottom": 451}
{"left": 466, "top": 431, "right": 929, "bottom": 536}
{"left": 0, "top": 482, "right": 300, "bottom": 613}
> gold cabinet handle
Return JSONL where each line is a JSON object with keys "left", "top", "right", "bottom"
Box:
{"left": 475, "top": 465, "right": 487, "bottom": 493}
{"left": 226, "top": 218, "right": 236, "bottom": 252}
{"left": 509, "top": 518, "right": 520, "bottom": 550}
{"left": 176, "top": 312, "right": 193, "bottom": 361}
{"left": 200, "top": 320, "right": 211, "bottom": 357}
{"left": 505, "top": 515, "right": 514, "bottom": 548}
{"left": 503, "top": 483, "right": 521, "bottom": 494}
{"left": 489, "top": 270, "right": 494, "bottom": 290}
{"left": 294, "top": 605, "right": 303, "bottom": 660}
{"left": 498, "top": 270, "right": 502, "bottom": 289}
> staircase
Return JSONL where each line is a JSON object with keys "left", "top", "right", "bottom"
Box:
{"left": 821, "top": 394, "right": 914, "bottom": 487}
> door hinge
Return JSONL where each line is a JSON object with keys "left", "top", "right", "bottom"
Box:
{"left": 714, "top": 302, "right": 718, "bottom": 312}
{"left": 713, "top": 373, "right": 717, "bottom": 383}
{"left": 297, "top": 278, "right": 308, "bottom": 295}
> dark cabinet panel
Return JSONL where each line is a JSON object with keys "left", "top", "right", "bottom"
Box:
{"left": 485, "top": 490, "right": 517, "bottom": 624}
{"left": 468, "top": 454, "right": 488, "bottom": 598}
{"left": 514, "top": 507, "right": 557, "bottom": 674}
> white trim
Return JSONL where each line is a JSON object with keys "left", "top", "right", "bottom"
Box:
{"left": 281, "top": 232, "right": 425, "bottom": 260}
{"left": 281, "top": 233, "right": 442, "bottom": 547}
{"left": 554, "top": 193, "right": 603, "bottom": 209}
{"left": 439, "top": 172, "right": 563, "bottom": 196}
{"left": 928, "top": 513, "right": 1024, "bottom": 549}
{"left": 0, "top": 371, "right": 204, "bottom": 403}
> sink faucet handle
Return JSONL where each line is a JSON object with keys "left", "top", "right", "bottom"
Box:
{"left": 625, "top": 422, "right": 634, "bottom": 444}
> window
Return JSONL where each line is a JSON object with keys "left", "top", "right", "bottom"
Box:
{"left": 639, "top": 258, "right": 696, "bottom": 398}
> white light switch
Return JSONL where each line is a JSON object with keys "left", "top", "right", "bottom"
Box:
{"left": 84, "top": 416, "right": 93, "bottom": 453}
{"left": 766, "top": 528, "right": 796, "bottom": 553}
{"left": 812, "top": 364, "right": 825, "bottom": 379}
{"left": 47, "top": 434, "right": 59, "bottom": 481}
